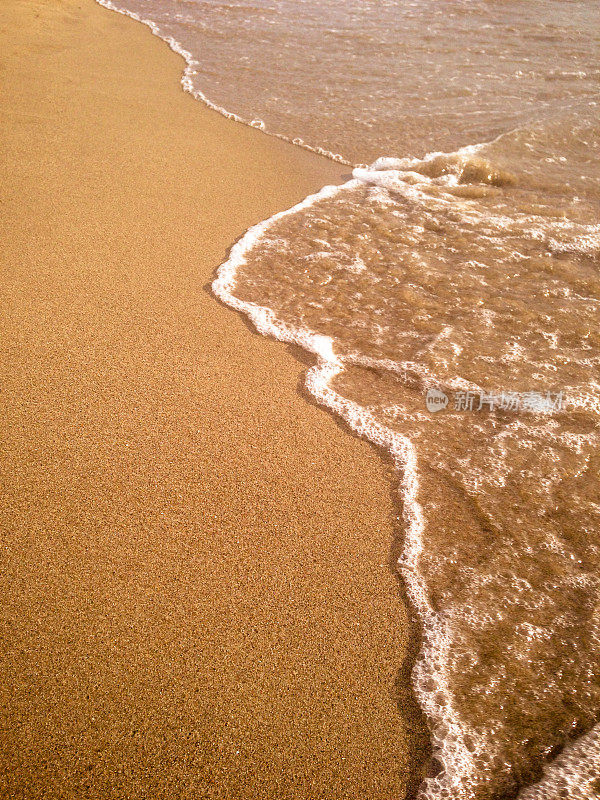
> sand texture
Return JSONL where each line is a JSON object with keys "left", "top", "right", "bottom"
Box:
{"left": 0, "top": 1, "right": 422, "bottom": 797}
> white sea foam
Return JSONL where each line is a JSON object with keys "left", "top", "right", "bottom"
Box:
{"left": 212, "top": 177, "right": 600, "bottom": 799}
{"left": 212, "top": 179, "right": 489, "bottom": 800}
{"left": 518, "top": 725, "right": 600, "bottom": 800}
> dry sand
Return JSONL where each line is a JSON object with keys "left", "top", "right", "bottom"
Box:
{"left": 0, "top": 1, "right": 424, "bottom": 797}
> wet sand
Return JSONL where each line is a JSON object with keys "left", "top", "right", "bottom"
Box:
{"left": 0, "top": 1, "right": 419, "bottom": 797}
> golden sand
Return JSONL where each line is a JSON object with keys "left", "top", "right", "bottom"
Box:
{"left": 0, "top": 1, "right": 421, "bottom": 796}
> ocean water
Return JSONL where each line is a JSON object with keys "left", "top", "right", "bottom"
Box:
{"left": 97, "top": 0, "right": 600, "bottom": 797}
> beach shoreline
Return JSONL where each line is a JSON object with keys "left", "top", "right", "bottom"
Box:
{"left": 0, "top": 1, "right": 422, "bottom": 797}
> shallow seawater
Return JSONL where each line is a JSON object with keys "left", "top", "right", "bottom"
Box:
{"left": 100, "top": 0, "right": 599, "bottom": 165}
{"left": 98, "top": 0, "right": 600, "bottom": 796}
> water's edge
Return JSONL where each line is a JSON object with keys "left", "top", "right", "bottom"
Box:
{"left": 211, "top": 178, "right": 482, "bottom": 799}
{"left": 96, "top": 0, "right": 354, "bottom": 167}
{"left": 211, "top": 179, "right": 600, "bottom": 800}
{"left": 93, "top": 2, "right": 600, "bottom": 797}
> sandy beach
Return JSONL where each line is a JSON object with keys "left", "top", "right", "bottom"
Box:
{"left": 0, "top": 1, "right": 422, "bottom": 797}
